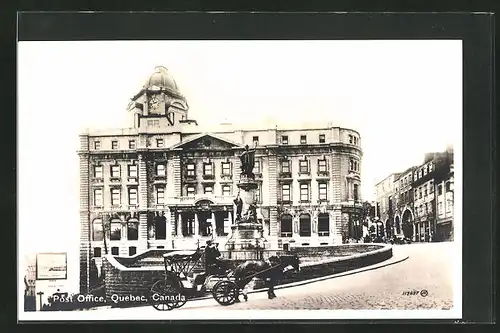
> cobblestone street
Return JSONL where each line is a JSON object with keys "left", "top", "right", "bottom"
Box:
{"left": 181, "top": 242, "right": 455, "bottom": 311}
{"left": 96, "top": 242, "right": 455, "bottom": 314}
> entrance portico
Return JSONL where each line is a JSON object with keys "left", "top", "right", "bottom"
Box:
{"left": 170, "top": 198, "right": 234, "bottom": 249}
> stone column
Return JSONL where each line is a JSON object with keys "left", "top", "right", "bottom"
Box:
{"left": 78, "top": 134, "right": 90, "bottom": 294}
{"left": 138, "top": 153, "right": 149, "bottom": 251}
{"left": 211, "top": 212, "right": 216, "bottom": 237}
{"left": 331, "top": 210, "right": 342, "bottom": 244}
{"left": 177, "top": 212, "right": 183, "bottom": 238}
{"left": 194, "top": 212, "right": 199, "bottom": 236}
{"left": 428, "top": 220, "right": 431, "bottom": 242}
{"left": 267, "top": 152, "right": 278, "bottom": 242}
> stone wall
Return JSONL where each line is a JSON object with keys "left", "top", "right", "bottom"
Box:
{"left": 99, "top": 245, "right": 392, "bottom": 307}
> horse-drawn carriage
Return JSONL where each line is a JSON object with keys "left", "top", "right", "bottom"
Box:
{"left": 149, "top": 248, "right": 300, "bottom": 310}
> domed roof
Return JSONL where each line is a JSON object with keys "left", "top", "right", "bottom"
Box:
{"left": 144, "top": 66, "right": 180, "bottom": 92}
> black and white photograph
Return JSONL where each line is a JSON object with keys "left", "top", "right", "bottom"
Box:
{"left": 18, "top": 35, "right": 463, "bottom": 321}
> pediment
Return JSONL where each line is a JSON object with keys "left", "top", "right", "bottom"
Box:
{"left": 170, "top": 133, "right": 242, "bottom": 151}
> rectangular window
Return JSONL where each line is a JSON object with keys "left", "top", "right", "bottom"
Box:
{"left": 111, "top": 141, "right": 119, "bottom": 150}
{"left": 156, "top": 187, "right": 165, "bottom": 204}
{"left": 319, "top": 134, "right": 326, "bottom": 143}
{"left": 445, "top": 181, "right": 451, "bottom": 192}
{"left": 128, "top": 140, "right": 136, "bottom": 149}
{"left": 281, "top": 160, "right": 290, "bottom": 173}
{"left": 446, "top": 197, "right": 453, "bottom": 213}
{"left": 252, "top": 136, "right": 259, "bottom": 145}
{"left": 353, "top": 184, "right": 359, "bottom": 201}
{"left": 128, "top": 188, "right": 138, "bottom": 206}
{"left": 318, "top": 183, "right": 327, "bottom": 201}
{"left": 438, "top": 202, "right": 443, "bottom": 214}
{"left": 424, "top": 185, "right": 428, "bottom": 197}
{"left": 94, "top": 165, "right": 103, "bottom": 178}
{"left": 424, "top": 167, "right": 428, "bottom": 176}
{"left": 254, "top": 160, "right": 261, "bottom": 174}
{"left": 94, "top": 141, "right": 101, "bottom": 150}
{"left": 282, "top": 184, "right": 291, "bottom": 202}
{"left": 203, "top": 163, "right": 213, "bottom": 176}
{"left": 222, "top": 185, "right": 231, "bottom": 196}
{"left": 187, "top": 186, "right": 195, "bottom": 197}
{"left": 204, "top": 186, "right": 213, "bottom": 194}
{"left": 111, "top": 188, "right": 121, "bottom": 206}
{"left": 299, "top": 160, "right": 309, "bottom": 174}
{"left": 129, "top": 247, "right": 137, "bottom": 256}
{"left": 429, "top": 181, "right": 434, "bottom": 193}
{"left": 300, "top": 183, "right": 309, "bottom": 202}
{"left": 300, "top": 135, "right": 307, "bottom": 144}
{"left": 111, "top": 165, "right": 120, "bottom": 178}
{"left": 156, "top": 164, "right": 166, "bottom": 176}
{"left": 93, "top": 248, "right": 101, "bottom": 258}
{"left": 128, "top": 165, "right": 137, "bottom": 178}
{"left": 349, "top": 135, "right": 353, "bottom": 144}
{"left": 281, "top": 135, "right": 288, "bottom": 145}
{"left": 186, "top": 163, "right": 195, "bottom": 176}
{"left": 94, "top": 188, "right": 103, "bottom": 206}
{"left": 438, "top": 184, "right": 443, "bottom": 195}
{"left": 255, "top": 185, "right": 261, "bottom": 203}
{"left": 221, "top": 162, "right": 231, "bottom": 175}
{"left": 111, "top": 247, "right": 119, "bottom": 256}
{"left": 318, "top": 159, "right": 327, "bottom": 173}
{"left": 156, "top": 138, "right": 164, "bottom": 148}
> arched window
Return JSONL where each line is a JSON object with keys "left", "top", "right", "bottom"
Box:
{"left": 127, "top": 220, "right": 139, "bottom": 240}
{"left": 280, "top": 214, "right": 292, "bottom": 237}
{"left": 395, "top": 216, "right": 401, "bottom": 234}
{"left": 299, "top": 213, "right": 311, "bottom": 237}
{"left": 110, "top": 220, "right": 122, "bottom": 241}
{"left": 318, "top": 213, "right": 329, "bottom": 236}
{"left": 92, "top": 219, "right": 104, "bottom": 241}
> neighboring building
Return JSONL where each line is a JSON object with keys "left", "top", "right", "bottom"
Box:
{"left": 434, "top": 147, "right": 454, "bottom": 241}
{"left": 374, "top": 173, "right": 401, "bottom": 239}
{"left": 412, "top": 156, "right": 437, "bottom": 242}
{"left": 393, "top": 166, "right": 416, "bottom": 239}
{"left": 24, "top": 258, "right": 36, "bottom": 297}
{"left": 23, "top": 256, "right": 36, "bottom": 311}
{"left": 375, "top": 146, "right": 454, "bottom": 242}
{"left": 78, "top": 66, "right": 364, "bottom": 292}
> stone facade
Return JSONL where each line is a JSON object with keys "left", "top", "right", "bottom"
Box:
{"left": 78, "top": 66, "right": 363, "bottom": 293}
{"left": 374, "top": 147, "right": 454, "bottom": 242}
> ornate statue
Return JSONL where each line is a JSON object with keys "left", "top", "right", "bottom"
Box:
{"left": 239, "top": 144, "right": 257, "bottom": 179}
{"left": 233, "top": 191, "right": 243, "bottom": 222}
{"left": 244, "top": 203, "right": 258, "bottom": 223}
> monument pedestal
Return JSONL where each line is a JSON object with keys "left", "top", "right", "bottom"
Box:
{"left": 225, "top": 173, "right": 268, "bottom": 260}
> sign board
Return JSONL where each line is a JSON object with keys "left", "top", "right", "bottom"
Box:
{"left": 36, "top": 253, "right": 67, "bottom": 280}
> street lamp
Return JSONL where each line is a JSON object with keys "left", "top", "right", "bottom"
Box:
{"left": 36, "top": 291, "right": 44, "bottom": 311}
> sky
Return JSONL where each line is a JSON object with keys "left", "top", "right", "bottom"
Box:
{"left": 18, "top": 40, "right": 462, "bottom": 292}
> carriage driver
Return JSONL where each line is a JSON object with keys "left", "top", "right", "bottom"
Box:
{"left": 204, "top": 240, "right": 229, "bottom": 276}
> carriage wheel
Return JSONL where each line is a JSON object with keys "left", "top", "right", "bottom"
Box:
{"left": 150, "top": 279, "right": 184, "bottom": 311}
{"left": 212, "top": 281, "right": 238, "bottom": 306}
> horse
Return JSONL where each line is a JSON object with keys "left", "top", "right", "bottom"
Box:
{"left": 232, "top": 254, "right": 300, "bottom": 302}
